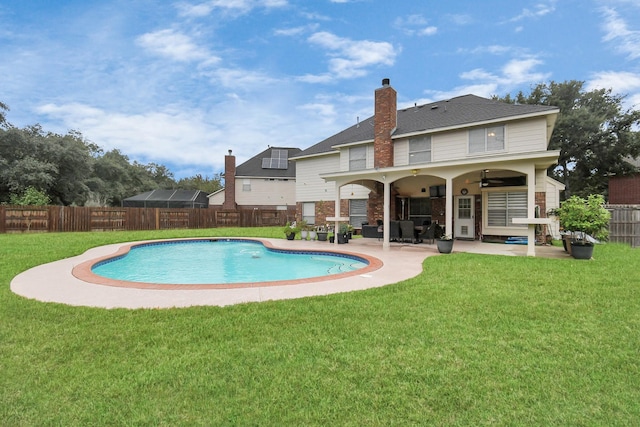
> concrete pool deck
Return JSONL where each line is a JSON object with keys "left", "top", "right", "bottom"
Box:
{"left": 10, "top": 237, "right": 569, "bottom": 309}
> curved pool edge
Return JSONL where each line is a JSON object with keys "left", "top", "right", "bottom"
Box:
{"left": 11, "top": 237, "right": 436, "bottom": 309}
{"left": 72, "top": 238, "right": 384, "bottom": 290}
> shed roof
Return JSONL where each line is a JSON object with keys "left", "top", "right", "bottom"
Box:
{"left": 124, "top": 189, "right": 206, "bottom": 202}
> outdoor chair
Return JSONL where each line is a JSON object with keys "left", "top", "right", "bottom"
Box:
{"left": 388, "top": 220, "right": 400, "bottom": 241}
{"left": 416, "top": 222, "right": 437, "bottom": 244}
{"left": 399, "top": 220, "right": 415, "bottom": 243}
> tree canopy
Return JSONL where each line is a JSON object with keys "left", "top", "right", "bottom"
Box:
{"left": 496, "top": 80, "right": 640, "bottom": 198}
{"left": 0, "top": 105, "right": 222, "bottom": 206}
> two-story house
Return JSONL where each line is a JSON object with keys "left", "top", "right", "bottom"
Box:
{"left": 292, "top": 78, "right": 565, "bottom": 248}
{"left": 208, "top": 147, "right": 301, "bottom": 215}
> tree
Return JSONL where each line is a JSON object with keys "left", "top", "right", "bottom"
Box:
{"left": 9, "top": 186, "right": 51, "bottom": 206}
{"left": 497, "top": 81, "right": 640, "bottom": 198}
{"left": 176, "top": 173, "right": 223, "bottom": 194}
{"left": 0, "top": 101, "right": 9, "bottom": 129}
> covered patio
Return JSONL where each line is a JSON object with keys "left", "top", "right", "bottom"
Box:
{"left": 321, "top": 152, "right": 560, "bottom": 257}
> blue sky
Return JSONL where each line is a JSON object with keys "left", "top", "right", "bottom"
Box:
{"left": 1, "top": 0, "right": 639, "bottom": 178}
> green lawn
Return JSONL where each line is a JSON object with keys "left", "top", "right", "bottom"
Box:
{"left": 1, "top": 229, "right": 639, "bottom": 425}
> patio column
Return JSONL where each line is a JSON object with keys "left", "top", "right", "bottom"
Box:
{"left": 383, "top": 179, "right": 390, "bottom": 250}
{"left": 526, "top": 166, "right": 536, "bottom": 219}
{"left": 333, "top": 185, "right": 341, "bottom": 246}
{"left": 445, "top": 177, "right": 453, "bottom": 238}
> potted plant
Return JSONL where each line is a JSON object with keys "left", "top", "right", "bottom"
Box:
{"left": 346, "top": 224, "right": 354, "bottom": 239}
{"left": 436, "top": 235, "right": 454, "bottom": 254}
{"left": 316, "top": 225, "right": 328, "bottom": 241}
{"left": 555, "top": 194, "right": 611, "bottom": 259}
{"left": 283, "top": 221, "right": 300, "bottom": 240}
{"left": 299, "top": 220, "right": 309, "bottom": 240}
{"left": 337, "top": 223, "right": 349, "bottom": 244}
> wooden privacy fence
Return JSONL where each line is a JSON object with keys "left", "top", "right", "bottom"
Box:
{"left": 0, "top": 205, "right": 293, "bottom": 233}
{"left": 607, "top": 204, "right": 640, "bottom": 248}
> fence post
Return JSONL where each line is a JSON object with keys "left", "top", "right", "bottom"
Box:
{"left": 0, "top": 205, "right": 5, "bottom": 233}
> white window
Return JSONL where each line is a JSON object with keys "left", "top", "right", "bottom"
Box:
{"left": 469, "top": 125, "right": 505, "bottom": 154}
{"left": 487, "top": 191, "right": 527, "bottom": 227}
{"left": 242, "top": 179, "right": 251, "bottom": 192}
{"left": 409, "top": 136, "right": 431, "bottom": 164}
{"left": 349, "top": 199, "right": 367, "bottom": 228}
{"left": 302, "top": 202, "right": 315, "bottom": 225}
{"left": 349, "top": 146, "right": 366, "bottom": 170}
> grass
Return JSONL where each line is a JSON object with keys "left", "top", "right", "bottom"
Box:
{"left": 1, "top": 228, "right": 639, "bottom": 425}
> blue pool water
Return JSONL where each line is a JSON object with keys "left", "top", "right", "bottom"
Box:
{"left": 91, "top": 239, "right": 368, "bottom": 285}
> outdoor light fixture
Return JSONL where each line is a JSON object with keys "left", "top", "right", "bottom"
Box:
{"left": 411, "top": 169, "right": 419, "bottom": 176}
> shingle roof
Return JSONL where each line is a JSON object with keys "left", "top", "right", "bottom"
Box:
{"left": 295, "top": 94, "right": 558, "bottom": 157}
{"left": 235, "top": 146, "right": 302, "bottom": 178}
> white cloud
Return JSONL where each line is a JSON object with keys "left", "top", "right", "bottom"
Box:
{"left": 421, "top": 57, "right": 550, "bottom": 102}
{"left": 600, "top": 7, "right": 640, "bottom": 59}
{"left": 303, "top": 31, "right": 397, "bottom": 80}
{"left": 274, "top": 24, "right": 319, "bottom": 37}
{"left": 136, "top": 29, "right": 219, "bottom": 63}
{"left": 587, "top": 71, "right": 640, "bottom": 93}
{"left": 419, "top": 26, "right": 438, "bottom": 36}
{"left": 509, "top": 1, "right": 557, "bottom": 22}
{"left": 210, "top": 68, "right": 280, "bottom": 90}
{"left": 394, "top": 15, "right": 438, "bottom": 37}
{"left": 36, "top": 103, "right": 223, "bottom": 170}
{"left": 500, "top": 57, "right": 549, "bottom": 84}
{"left": 587, "top": 70, "right": 640, "bottom": 109}
{"left": 176, "top": 0, "right": 288, "bottom": 18}
{"left": 448, "top": 14, "right": 472, "bottom": 26}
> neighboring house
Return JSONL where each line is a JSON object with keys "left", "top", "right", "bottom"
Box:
{"left": 608, "top": 157, "right": 640, "bottom": 204}
{"left": 208, "top": 147, "right": 301, "bottom": 213}
{"left": 291, "top": 78, "right": 564, "bottom": 246}
{"left": 123, "top": 189, "right": 209, "bottom": 208}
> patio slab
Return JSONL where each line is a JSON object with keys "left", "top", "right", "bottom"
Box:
{"left": 10, "top": 237, "right": 568, "bottom": 309}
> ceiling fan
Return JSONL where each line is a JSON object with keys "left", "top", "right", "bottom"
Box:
{"left": 464, "top": 170, "right": 507, "bottom": 187}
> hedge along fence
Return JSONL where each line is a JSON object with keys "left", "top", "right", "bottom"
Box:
{"left": 606, "top": 204, "right": 640, "bottom": 248}
{"left": 0, "top": 205, "right": 294, "bottom": 233}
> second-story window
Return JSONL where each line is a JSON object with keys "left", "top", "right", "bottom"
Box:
{"left": 469, "top": 125, "right": 505, "bottom": 154}
{"left": 409, "top": 136, "right": 431, "bottom": 164}
{"left": 349, "top": 146, "right": 366, "bottom": 170}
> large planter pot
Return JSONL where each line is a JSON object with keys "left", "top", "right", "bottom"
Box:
{"left": 562, "top": 234, "right": 572, "bottom": 255}
{"left": 570, "top": 242, "right": 594, "bottom": 260}
{"left": 337, "top": 233, "right": 348, "bottom": 244}
{"left": 436, "top": 239, "right": 454, "bottom": 254}
{"left": 300, "top": 230, "right": 308, "bottom": 240}
{"left": 286, "top": 233, "right": 295, "bottom": 240}
{"left": 317, "top": 232, "right": 328, "bottom": 241}
{"left": 309, "top": 230, "right": 317, "bottom": 241}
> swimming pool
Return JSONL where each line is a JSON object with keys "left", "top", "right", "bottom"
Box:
{"left": 79, "top": 238, "right": 381, "bottom": 289}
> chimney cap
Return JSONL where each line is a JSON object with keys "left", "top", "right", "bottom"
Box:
{"left": 228, "top": 149, "right": 232, "bottom": 155}
{"left": 382, "top": 78, "right": 390, "bottom": 87}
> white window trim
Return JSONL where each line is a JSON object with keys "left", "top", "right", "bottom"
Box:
{"left": 468, "top": 125, "right": 506, "bottom": 155}
{"left": 408, "top": 136, "right": 432, "bottom": 165}
{"left": 485, "top": 189, "right": 528, "bottom": 228}
{"left": 349, "top": 146, "right": 367, "bottom": 171}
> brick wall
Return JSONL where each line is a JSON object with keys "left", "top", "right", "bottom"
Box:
{"left": 374, "top": 79, "right": 396, "bottom": 169}
{"left": 609, "top": 175, "right": 640, "bottom": 204}
{"left": 431, "top": 197, "right": 446, "bottom": 225}
{"left": 296, "top": 200, "right": 349, "bottom": 226}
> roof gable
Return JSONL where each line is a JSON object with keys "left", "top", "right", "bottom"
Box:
{"left": 294, "top": 94, "right": 558, "bottom": 158}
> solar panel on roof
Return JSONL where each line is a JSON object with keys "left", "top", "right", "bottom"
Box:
{"left": 261, "top": 149, "right": 289, "bottom": 169}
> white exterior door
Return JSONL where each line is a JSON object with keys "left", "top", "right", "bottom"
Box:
{"left": 455, "top": 196, "right": 475, "bottom": 239}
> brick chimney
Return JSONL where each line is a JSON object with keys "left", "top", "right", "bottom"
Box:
{"left": 374, "top": 78, "right": 397, "bottom": 169}
{"left": 222, "top": 150, "right": 237, "bottom": 210}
